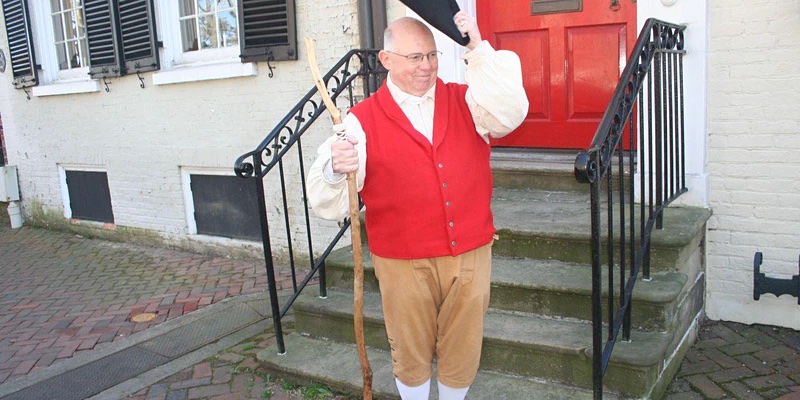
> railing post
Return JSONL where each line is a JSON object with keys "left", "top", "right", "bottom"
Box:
{"left": 255, "top": 168, "right": 286, "bottom": 354}
{"left": 588, "top": 149, "right": 604, "bottom": 400}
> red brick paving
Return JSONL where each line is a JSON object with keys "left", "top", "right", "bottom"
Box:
{"left": 2, "top": 225, "right": 797, "bottom": 399}
{"left": 0, "top": 226, "right": 297, "bottom": 385}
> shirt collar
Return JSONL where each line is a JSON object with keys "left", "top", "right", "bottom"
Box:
{"left": 386, "top": 75, "right": 436, "bottom": 106}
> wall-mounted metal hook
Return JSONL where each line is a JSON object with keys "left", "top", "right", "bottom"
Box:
{"left": 266, "top": 49, "right": 275, "bottom": 78}
{"left": 102, "top": 77, "right": 110, "bottom": 92}
{"left": 137, "top": 71, "right": 145, "bottom": 88}
{"left": 23, "top": 87, "right": 31, "bottom": 100}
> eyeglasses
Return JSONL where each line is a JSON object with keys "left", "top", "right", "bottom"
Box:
{"left": 385, "top": 50, "right": 441, "bottom": 65}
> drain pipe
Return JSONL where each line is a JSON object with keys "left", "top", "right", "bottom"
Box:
{"left": 358, "top": 0, "right": 387, "bottom": 50}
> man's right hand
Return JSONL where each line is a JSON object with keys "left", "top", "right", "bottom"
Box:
{"left": 330, "top": 132, "right": 359, "bottom": 174}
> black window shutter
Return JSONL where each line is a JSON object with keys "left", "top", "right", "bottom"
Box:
{"left": 1, "top": 0, "right": 38, "bottom": 88}
{"left": 118, "top": 0, "right": 159, "bottom": 74}
{"left": 84, "top": 0, "right": 124, "bottom": 78}
{"left": 238, "top": 0, "right": 297, "bottom": 63}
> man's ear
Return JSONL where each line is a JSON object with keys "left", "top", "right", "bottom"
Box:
{"left": 378, "top": 50, "right": 392, "bottom": 70}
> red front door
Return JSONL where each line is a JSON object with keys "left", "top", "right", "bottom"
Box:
{"left": 478, "top": 0, "right": 637, "bottom": 148}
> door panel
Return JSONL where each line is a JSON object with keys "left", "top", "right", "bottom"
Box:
{"left": 479, "top": 0, "right": 636, "bottom": 148}
{"left": 496, "top": 31, "right": 550, "bottom": 120}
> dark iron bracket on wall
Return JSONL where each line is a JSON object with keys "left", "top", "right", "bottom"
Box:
{"left": 753, "top": 252, "right": 800, "bottom": 304}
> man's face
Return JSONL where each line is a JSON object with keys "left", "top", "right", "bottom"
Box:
{"left": 380, "top": 27, "right": 438, "bottom": 97}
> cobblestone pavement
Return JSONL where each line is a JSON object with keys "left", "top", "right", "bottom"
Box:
{"left": 0, "top": 225, "right": 798, "bottom": 399}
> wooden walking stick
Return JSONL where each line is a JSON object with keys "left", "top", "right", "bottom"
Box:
{"left": 305, "top": 37, "right": 373, "bottom": 400}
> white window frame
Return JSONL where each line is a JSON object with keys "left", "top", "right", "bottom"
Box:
{"left": 29, "top": 0, "right": 100, "bottom": 96}
{"left": 180, "top": 166, "right": 263, "bottom": 250}
{"left": 58, "top": 164, "right": 108, "bottom": 220}
{"left": 154, "top": 1, "right": 256, "bottom": 86}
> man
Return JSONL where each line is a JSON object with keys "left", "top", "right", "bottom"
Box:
{"left": 307, "top": 12, "right": 528, "bottom": 400}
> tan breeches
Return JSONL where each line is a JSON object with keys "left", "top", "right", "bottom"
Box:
{"left": 372, "top": 241, "right": 493, "bottom": 388}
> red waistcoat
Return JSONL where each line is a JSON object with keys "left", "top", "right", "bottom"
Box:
{"left": 349, "top": 78, "right": 495, "bottom": 259}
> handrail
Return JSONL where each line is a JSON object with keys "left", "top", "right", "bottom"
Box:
{"left": 234, "top": 49, "right": 386, "bottom": 354}
{"left": 573, "top": 18, "right": 687, "bottom": 399}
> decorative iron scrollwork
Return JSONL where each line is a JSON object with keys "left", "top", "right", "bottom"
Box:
{"left": 235, "top": 50, "right": 387, "bottom": 180}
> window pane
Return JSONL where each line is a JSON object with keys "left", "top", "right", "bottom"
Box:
{"left": 79, "top": 39, "right": 88, "bottom": 68}
{"left": 179, "top": 0, "right": 195, "bottom": 17}
{"left": 61, "top": 0, "right": 73, "bottom": 10}
{"left": 52, "top": 14, "right": 65, "bottom": 42}
{"left": 197, "top": 0, "right": 213, "bottom": 13}
{"left": 67, "top": 40, "right": 81, "bottom": 68}
{"left": 64, "top": 10, "right": 79, "bottom": 40}
{"left": 217, "top": 0, "right": 234, "bottom": 10}
{"left": 50, "top": 0, "right": 60, "bottom": 11}
{"left": 219, "top": 11, "right": 237, "bottom": 47}
{"left": 199, "top": 15, "right": 217, "bottom": 49}
{"left": 181, "top": 18, "right": 199, "bottom": 51}
{"left": 56, "top": 42, "right": 68, "bottom": 70}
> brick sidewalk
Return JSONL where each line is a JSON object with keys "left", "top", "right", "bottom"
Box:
{"left": 0, "top": 226, "right": 296, "bottom": 385}
{"left": 667, "top": 320, "right": 800, "bottom": 400}
{"left": 1, "top": 225, "right": 798, "bottom": 399}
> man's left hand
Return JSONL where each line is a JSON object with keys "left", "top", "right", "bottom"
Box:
{"left": 454, "top": 11, "right": 482, "bottom": 51}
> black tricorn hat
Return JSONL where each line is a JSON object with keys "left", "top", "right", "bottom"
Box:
{"left": 399, "top": 0, "right": 471, "bottom": 46}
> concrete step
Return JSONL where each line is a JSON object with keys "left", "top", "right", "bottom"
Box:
{"left": 257, "top": 333, "right": 616, "bottom": 400}
{"left": 324, "top": 248, "right": 699, "bottom": 331}
{"left": 491, "top": 149, "right": 585, "bottom": 192}
{"left": 291, "top": 289, "right": 689, "bottom": 398}
{"left": 354, "top": 188, "right": 710, "bottom": 273}
{"left": 490, "top": 149, "right": 631, "bottom": 193}
{"left": 490, "top": 188, "right": 711, "bottom": 272}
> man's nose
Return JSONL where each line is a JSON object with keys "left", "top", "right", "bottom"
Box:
{"left": 419, "top": 56, "right": 435, "bottom": 70}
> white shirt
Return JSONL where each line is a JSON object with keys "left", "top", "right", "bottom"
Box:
{"left": 307, "top": 41, "right": 529, "bottom": 221}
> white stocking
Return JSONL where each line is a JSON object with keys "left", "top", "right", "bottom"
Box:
{"left": 396, "top": 378, "right": 431, "bottom": 400}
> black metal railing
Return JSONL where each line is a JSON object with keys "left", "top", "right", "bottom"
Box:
{"left": 574, "top": 19, "right": 687, "bottom": 399}
{"left": 235, "top": 50, "right": 386, "bottom": 354}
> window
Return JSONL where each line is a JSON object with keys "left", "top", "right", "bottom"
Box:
{"left": 185, "top": 173, "right": 261, "bottom": 241}
{"left": 179, "top": 0, "right": 238, "bottom": 53}
{"left": 50, "top": 0, "right": 88, "bottom": 71}
{"left": 1, "top": 0, "right": 298, "bottom": 90}
{"left": 64, "top": 169, "right": 115, "bottom": 223}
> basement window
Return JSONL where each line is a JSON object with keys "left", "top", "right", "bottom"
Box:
{"left": 64, "top": 169, "right": 114, "bottom": 223}
{"left": 186, "top": 173, "right": 261, "bottom": 241}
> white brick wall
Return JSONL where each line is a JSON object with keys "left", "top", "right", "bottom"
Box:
{"left": 706, "top": 0, "right": 800, "bottom": 328}
{"left": 0, "top": 0, "right": 360, "bottom": 256}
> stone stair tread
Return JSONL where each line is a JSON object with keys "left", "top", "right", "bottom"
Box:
{"left": 295, "top": 289, "right": 673, "bottom": 368}
{"left": 258, "top": 333, "right": 616, "bottom": 400}
{"left": 327, "top": 246, "right": 687, "bottom": 305}
{"left": 491, "top": 187, "right": 711, "bottom": 247}
{"left": 492, "top": 257, "right": 688, "bottom": 304}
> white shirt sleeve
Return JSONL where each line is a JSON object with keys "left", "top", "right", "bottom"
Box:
{"left": 306, "top": 113, "right": 367, "bottom": 221}
{"left": 463, "top": 41, "right": 529, "bottom": 141}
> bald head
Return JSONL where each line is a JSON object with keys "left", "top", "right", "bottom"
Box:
{"left": 383, "top": 17, "right": 434, "bottom": 52}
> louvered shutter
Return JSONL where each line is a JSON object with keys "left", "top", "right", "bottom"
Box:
{"left": 84, "top": 0, "right": 123, "bottom": 78}
{"left": 238, "top": 0, "right": 297, "bottom": 62}
{"left": 1, "top": 0, "right": 38, "bottom": 88}
{"left": 118, "top": 0, "right": 159, "bottom": 74}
